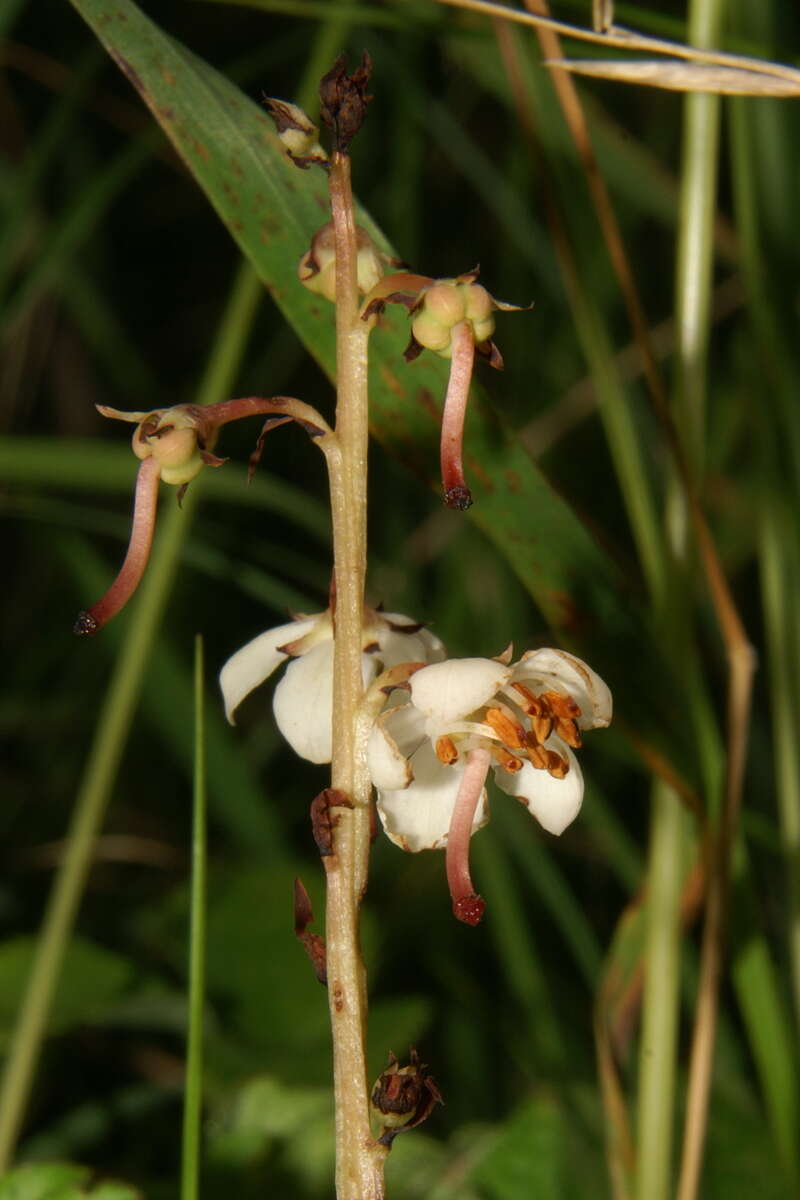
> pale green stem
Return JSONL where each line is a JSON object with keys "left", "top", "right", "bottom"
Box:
{"left": 672, "top": 4, "right": 741, "bottom": 1200}
{"left": 638, "top": 3, "right": 725, "bottom": 1196}
{"left": 673, "top": 0, "right": 724, "bottom": 472}
{"left": 636, "top": 781, "right": 686, "bottom": 1200}
{"left": 326, "top": 149, "right": 387, "bottom": 1199}
{"left": 759, "top": 499, "right": 800, "bottom": 1033}
{"left": 181, "top": 635, "right": 207, "bottom": 1200}
{"left": 0, "top": 261, "right": 262, "bottom": 1171}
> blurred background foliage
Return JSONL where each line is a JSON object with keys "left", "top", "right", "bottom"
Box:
{"left": 1, "top": 0, "right": 799, "bottom": 1196}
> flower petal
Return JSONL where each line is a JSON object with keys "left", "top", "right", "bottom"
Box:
{"left": 494, "top": 740, "right": 584, "bottom": 834}
{"left": 377, "top": 740, "right": 489, "bottom": 852}
{"left": 219, "top": 616, "right": 320, "bottom": 724}
{"left": 377, "top": 614, "right": 446, "bottom": 668}
{"left": 376, "top": 631, "right": 431, "bottom": 668}
{"left": 409, "top": 658, "right": 512, "bottom": 724}
{"left": 513, "top": 648, "right": 612, "bottom": 729}
{"left": 367, "top": 704, "right": 427, "bottom": 790}
{"left": 273, "top": 642, "right": 380, "bottom": 764}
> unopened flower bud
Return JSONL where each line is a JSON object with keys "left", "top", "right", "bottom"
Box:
{"left": 124, "top": 407, "right": 205, "bottom": 485}
{"left": 407, "top": 310, "right": 452, "bottom": 354}
{"left": 410, "top": 278, "right": 497, "bottom": 359}
{"left": 422, "top": 282, "right": 467, "bottom": 327}
{"left": 263, "top": 98, "right": 327, "bottom": 165}
{"left": 299, "top": 221, "right": 385, "bottom": 303}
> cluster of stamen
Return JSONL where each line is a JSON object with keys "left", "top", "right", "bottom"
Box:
{"left": 433, "top": 685, "right": 582, "bottom": 780}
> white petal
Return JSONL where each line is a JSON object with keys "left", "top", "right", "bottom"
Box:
{"left": 416, "top": 627, "right": 447, "bottom": 663}
{"left": 379, "top": 613, "right": 447, "bottom": 664}
{"left": 367, "top": 705, "right": 427, "bottom": 790}
{"left": 409, "top": 658, "right": 512, "bottom": 724}
{"left": 219, "top": 616, "right": 320, "bottom": 724}
{"left": 494, "top": 741, "right": 584, "bottom": 835}
{"left": 377, "top": 740, "right": 489, "bottom": 852}
{"left": 373, "top": 613, "right": 447, "bottom": 668}
{"left": 513, "top": 648, "right": 612, "bottom": 729}
{"left": 273, "top": 644, "right": 379, "bottom": 764}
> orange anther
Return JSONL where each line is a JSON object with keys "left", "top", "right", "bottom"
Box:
{"left": 555, "top": 718, "right": 582, "bottom": 748}
{"left": 530, "top": 715, "right": 553, "bottom": 745}
{"left": 546, "top": 751, "right": 569, "bottom": 779}
{"left": 528, "top": 743, "right": 549, "bottom": 770}
{"left": 540, "top": 689, "right": 581, "bottom": 720}
{"left": 491, "top": 746, "right": 524, "bottom": 772}
{"left": 435, "top": 735, "right": 459, "bottom": 765}
{"left": 484, "top": 706, "right": 525, "bottom": 749}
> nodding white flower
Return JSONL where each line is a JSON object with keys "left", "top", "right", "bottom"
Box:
{"left": 220, "top": 607, "right": 446, "bottom": 764}
{"left": 367, "top": 648, "right": 611, "bottom": 925}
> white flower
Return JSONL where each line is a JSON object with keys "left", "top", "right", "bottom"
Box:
{"left": 219, "top": 607, "right": 445, "bottom": 764}
{"left": 367, "top": 648, "right": 611, "bottom": 924}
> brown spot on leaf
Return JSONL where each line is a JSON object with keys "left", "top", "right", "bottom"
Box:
{"left": 108, "top": 49, "right": 144, "bottom": 95}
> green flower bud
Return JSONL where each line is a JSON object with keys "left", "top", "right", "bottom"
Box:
{"left": 462, "top": 282, "right": 494, "bottom": 324}
{"left": 421, "top": 282, "right": 467, "bottom": 327}
{"left": 128, "top": 408, "right": 205, "bottom": 485}
{"left": 299, "top": 221, "right": 386, "bottom": 303}
{"left": 410, "top": 310, "right": 454, "bottom": 354}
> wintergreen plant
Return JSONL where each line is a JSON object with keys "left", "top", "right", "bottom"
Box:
{"left": 68, "top": 54, "right": 611, "bottom": 1198}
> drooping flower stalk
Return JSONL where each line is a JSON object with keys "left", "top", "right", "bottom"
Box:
{"left": 73, "top": 396, "right": 330, "bottom": 634}
{"left": 320, "top": 56, "right": 388, "bottom": 1199}
{"left": 74, "top": 456, "right": 161, "bottom": 634}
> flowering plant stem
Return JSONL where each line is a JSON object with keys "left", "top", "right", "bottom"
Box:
{"left": 325, "top": 147, "right": 387, "bottom": 1198}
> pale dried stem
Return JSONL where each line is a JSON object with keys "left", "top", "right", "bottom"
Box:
{"left": 326, "top": 149, "right": 387, "bottom": 1199}
{"left": 436, "top": 0, "right": 800, "bottom": 88}
{"left": 676, "top": 522, "right": 756, "bottom": 1200}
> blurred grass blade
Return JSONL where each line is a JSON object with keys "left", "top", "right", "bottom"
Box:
{"left": 0, "top": 437, "right": 330, "bottom": 538}
{"left": 181, "top": 636, "right": 207, "bottom": 1200}
{"left": 636, "top": 782, "right": 686, "bottom": 1200}
{"left": 730, "top": 847, "right": 800, "bottom": 1183}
